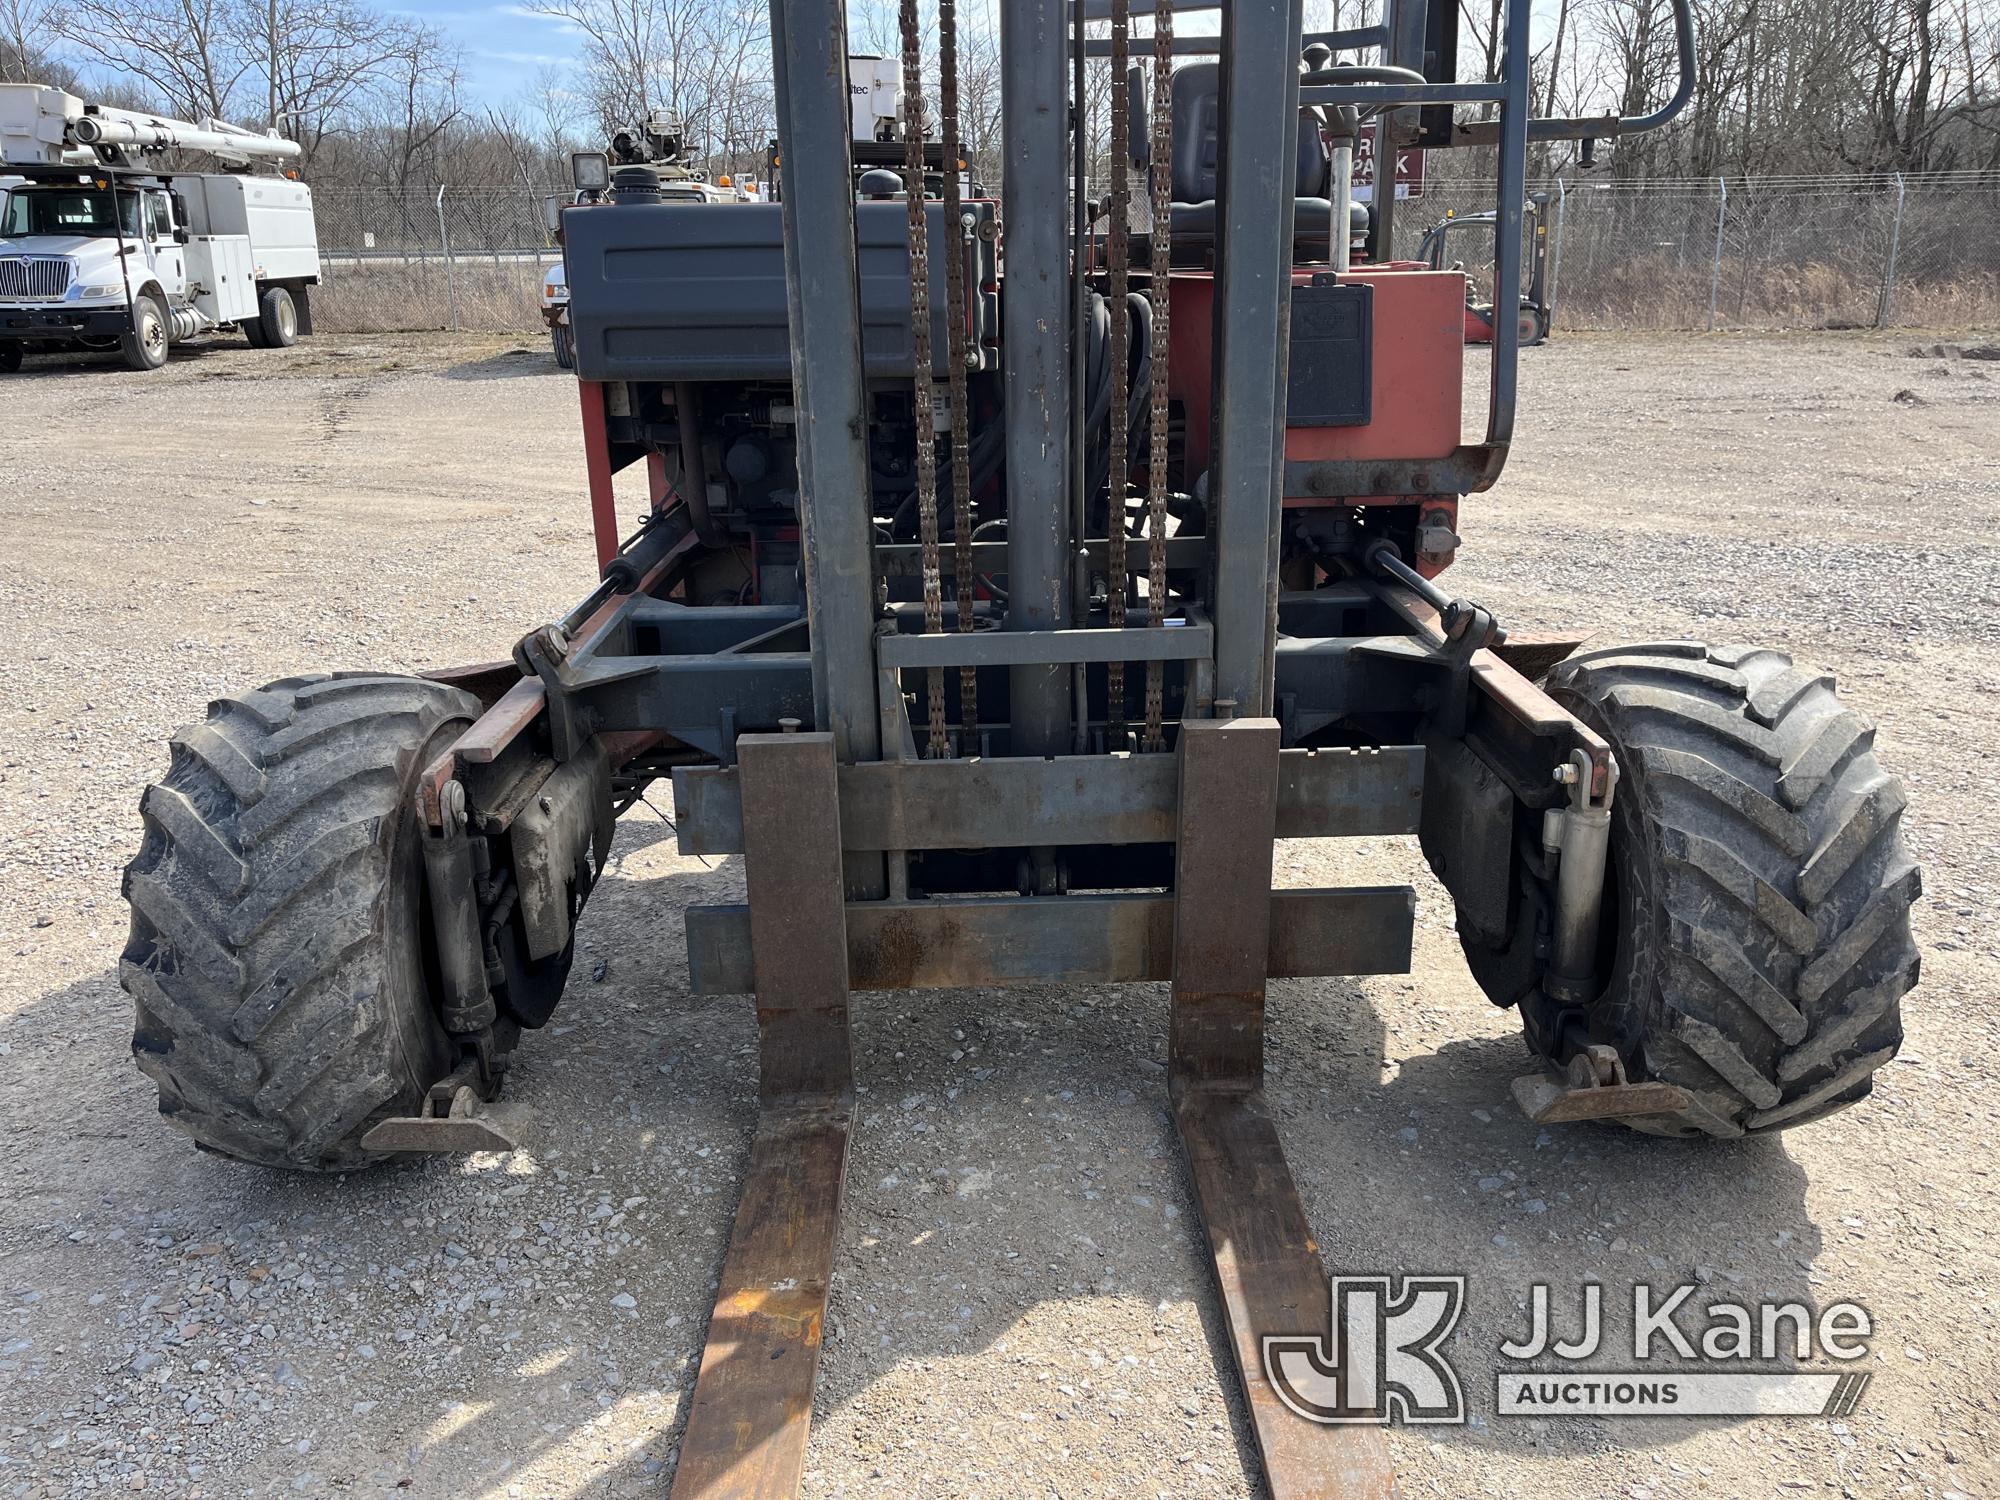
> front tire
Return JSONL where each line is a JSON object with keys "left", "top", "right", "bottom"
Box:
{"left": 551, "top": 321, "right": 575, "bottom": 370}
{"left": 120, "top": 294, "right": 169, "bottom": 371}
{"left": 0, "top": 343, "right": 21, "bottom": 373}
{"left": 120, "top": 674, "right": 484, "bottom": 1170}
{"left": 1543, "top": 643, "right": 1920, "bottom": 1137}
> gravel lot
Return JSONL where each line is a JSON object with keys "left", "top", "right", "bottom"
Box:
{"left": 1, "top": 330, "right": 1996, "bottom": 1500}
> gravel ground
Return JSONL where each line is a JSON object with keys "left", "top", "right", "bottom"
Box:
{"left": 0, "top": 330, "right": 1996, "bottom": 1500}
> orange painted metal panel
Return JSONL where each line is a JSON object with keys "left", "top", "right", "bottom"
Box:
{"left": 1168, "top": 267, "right": 1466, "bottom": 498}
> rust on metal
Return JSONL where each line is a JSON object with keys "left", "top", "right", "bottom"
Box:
{"left": 682, "top": 886, "right": 1416, "bottom": 997}
{"left": 418, "top": 547, "right": 689, "bottom": 824}
{"left": 1487, "top": 630, "right": 1593, "bottom": 683}
{"left": 1168, "top": 718, "right": 1398, "bottom": 1499}
{"left": 671, "top": 732, "right": 853, "bottom": 1500}
{"left": 671, "top": 745, "right": 1427, "bottom": 856}
{"left": 1513, "top": 1044, "right": 1692, "bottom": 1124}
{"left": 1370, "top": 575, "right": 1616, "bottom": 794}
{"left": 419, "top": 658, "right": 529, "bottom": 708}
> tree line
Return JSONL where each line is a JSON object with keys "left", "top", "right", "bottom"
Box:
{"left": 3, "top": 0, "right": 1994, "bottom": 192}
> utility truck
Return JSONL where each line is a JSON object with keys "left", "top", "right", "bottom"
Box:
{"left": 0, "top": 84, "right": 319, "bottom": 372}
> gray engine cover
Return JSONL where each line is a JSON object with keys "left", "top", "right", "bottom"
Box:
{"left": 564, "top": 200, "right": 998, "bottom": 384}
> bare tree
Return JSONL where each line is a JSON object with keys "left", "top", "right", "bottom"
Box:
{"left": 53, "top": 0, "right": 259, "bottom": 120}
{"left": 0, "top": 0, "right": 73, "bottom": 85}
{"left": 265, "top": 0, "right": 416, "bottom": 160}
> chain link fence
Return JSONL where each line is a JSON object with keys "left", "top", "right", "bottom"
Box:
{"left": 304, "top": 175, "right": 2000, "bottom": 336}
{"left": 310, "top": 185, "right": 564, "bottom": 335}
{"left": 1393, "top": 172, "right": 2000, "bottom": 333}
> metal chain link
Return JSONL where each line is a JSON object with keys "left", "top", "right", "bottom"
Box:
{"left": 1105, "top": 0, "right": 1132, "bottom": 739}
{"left": 939, "top": 0, "right": 978, "bottom": 744}
{"left": 1143, "top": 0, "right": 1173, "bottom": 751}
{"left": 900, "top": 0, "right": 948, "bottom": 757}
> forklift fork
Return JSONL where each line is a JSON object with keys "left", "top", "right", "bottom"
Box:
{"left": 1168, "top": 718, "right": 1397, "bottom": 1497}
{"left": 669, "top": 720, "right": 1395, "bottom": 1498}
{"left": 671, "top": 732, "right": 854, "bottom": 1498}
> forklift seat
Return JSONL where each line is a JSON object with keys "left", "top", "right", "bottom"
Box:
{"left": 1164, "top": 62, "right": 1334, "bottom": 266}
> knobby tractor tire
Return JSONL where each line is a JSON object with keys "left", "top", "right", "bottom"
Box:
{"left": 120, "top": 674, "right": 482, "bottom": 1170}
{"left": 1544, "top": 643, "right": 1920, "bottom": 1137}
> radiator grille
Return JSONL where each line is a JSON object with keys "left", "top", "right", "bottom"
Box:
{"left": 0, "top": 257, "right": 75, "bottom": 301}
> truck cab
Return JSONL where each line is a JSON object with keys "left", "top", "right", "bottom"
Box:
{"left": 0, "top": 177, "right": 188, "bottom": 367}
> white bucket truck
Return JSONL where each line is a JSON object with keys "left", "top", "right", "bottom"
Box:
{"left": 0, "top": 84, "right": 319, "bottom": 372}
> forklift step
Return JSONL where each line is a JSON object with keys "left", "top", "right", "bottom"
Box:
{"left": 357, "top": 1086, "right": 531, "bottom": 1155}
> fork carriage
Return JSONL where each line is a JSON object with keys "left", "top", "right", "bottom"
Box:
{"left": 121, "top": 0, "right": 1923, "bottom": 1494}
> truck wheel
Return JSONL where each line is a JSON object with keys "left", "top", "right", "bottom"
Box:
{"left": 257, "top": 287, "right": 299, "bottom": 348}
{"left": 120, "top": 294, "right": 169, "bottom": 371}
{"left": 551, "top": 322, "right": 575, "bottom": 370}
{"left": 1540, "top": 643, "right": 1919, "bottom": 1137}
{"left": 120, "top": 673, "right": 486, "bottom": 1170}
{"left": 0, "top": 343, "right": 21, "bottom": 373}
{"left": 242, "top": 315, "right": 268, "bottom": 349}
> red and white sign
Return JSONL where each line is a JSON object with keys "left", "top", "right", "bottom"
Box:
{"left": 1350, "top": 124, "right": 1425, "bottom": 204}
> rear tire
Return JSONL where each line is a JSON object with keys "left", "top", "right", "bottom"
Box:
{"left": 120, "top": 294, "right": 169, "bottom": 371}
{"left": 120, "top": 673, "right": 484, "bottom": 1170}
{"left": 1543, "top": 643, "right": 1920, "bottom": 1137}
{"left": 242, "top": 315, "right": 269, "bottom": 349}
{"left": 257, "top": 286, "right": 299, "bottom": 348}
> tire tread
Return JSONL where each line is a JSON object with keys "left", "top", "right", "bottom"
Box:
{"left": 119, "top": 674, "right": 478, "bottom": 1170}
{"left": 1548, "top": 643, "right": 1918, "bottom": 1137}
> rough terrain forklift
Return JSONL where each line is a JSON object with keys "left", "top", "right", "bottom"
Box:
{"left": 120, "top": 0, "right": 1919, "bottom": 1493}
{"left": 1415, "top": 192, "right": 1553, "bottom": 345}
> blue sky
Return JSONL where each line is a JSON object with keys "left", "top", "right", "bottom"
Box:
{"left": 391, "top": 0, "right": 589, "bottom": 102}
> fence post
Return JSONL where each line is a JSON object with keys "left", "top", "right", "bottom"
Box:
{"left": 1547, "top": 177, "right": 1567, "bottom": 331}
{"left": 436, "top": 184, "right": 461, "bottom": 333}
{"left": 1707, "top": 176, "right": 1726, "bottom": 331}
{"left": 1877, "top": 172, "right": 1907, "bottom": 329}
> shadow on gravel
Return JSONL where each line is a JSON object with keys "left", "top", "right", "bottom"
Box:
{"left": 442, "top": 348, "right": 561, "bottom": 382}
{"left": 4, "top": 338, "right": 246, "bottom": 378}
{"left": 0, "top": 815, "right": 1824, "bottom": 1498}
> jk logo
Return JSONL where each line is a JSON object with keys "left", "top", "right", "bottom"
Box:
{"left": 1263, "top": 1276, "right": 1467, "bottom": 1425}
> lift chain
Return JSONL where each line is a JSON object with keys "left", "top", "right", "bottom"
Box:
{"left": 939, "top": 0, "right": 978, "bottom": 742}
{"left": 1142, "top": 0, "right": 1173, "bottom": 750}
{"left": 1105, "top": 0, "right": 1133, "bottom": 739}
{"left": 900, "top": 0, "right": 948, "bottom": 756}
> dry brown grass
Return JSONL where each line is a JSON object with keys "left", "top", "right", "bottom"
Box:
{"left": 1556, "top": 250, "right": 2000, "bottom": 331}
{"left": 313, "top": 258, "right": 550, "bottom": 335}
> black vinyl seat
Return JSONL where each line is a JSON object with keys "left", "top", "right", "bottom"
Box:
{"left": 1160, "top": 62, "right": 1334, "bottom": 267}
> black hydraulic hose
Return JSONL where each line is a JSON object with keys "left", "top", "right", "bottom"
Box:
{"left": 672, "top": 380, "right": 728, "bottom": 547}
{"left": 1087, "top": 293, "right": 1151, "bottom": 522}
{"left": 888, "top": 408, "right": 1007, "bottom": 538}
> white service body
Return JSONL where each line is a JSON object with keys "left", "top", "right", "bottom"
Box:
{"left": 847, "top": 55, "right": 903, "bottom": 143}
